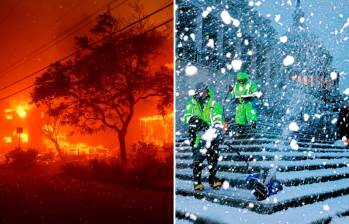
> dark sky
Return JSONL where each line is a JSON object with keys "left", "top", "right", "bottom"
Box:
{"left": 0, "top": 0, "right": 173, "bottom": 151}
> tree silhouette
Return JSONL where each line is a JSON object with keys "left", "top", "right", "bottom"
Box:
{"left": 31, "top": 12, "right": 173, "bottom": 163}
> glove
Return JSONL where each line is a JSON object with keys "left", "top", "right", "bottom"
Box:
{"left": 189, "top": 116, "right": 208, "bottom": 132}
{"left": 243, "top": 96, "right": 253, "bottom": 103}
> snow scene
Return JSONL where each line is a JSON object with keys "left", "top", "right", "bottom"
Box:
{"left": 175, "top": 0, "right": 349, "bottom": 223}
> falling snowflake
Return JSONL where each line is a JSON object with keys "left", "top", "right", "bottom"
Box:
{"left": 220, "top": 10, "right": 240, "bottom": 27}
{"left": 185, "top": 65, "right": 198, "bottom": 76}
{"left": 202, "top": 6, "right": 212, "bottom": 18}
{"left": 283, "top": 55, "right": 295, "bottom": 66}
{"left": 231, "top": 59, "right": 243, "bottom": 71}
{"left": 274, "top": 14, "right": 281, "bottom": 23}
{"left": 330, "top": 72, "right": 337, "bottom": 80}
{"left": 222, "top": 181, "right": 230, "bottom": 189}
{"left": 343, "top": 88, "right": 349, "bottom": 95}
{"left": 188, "top": 89, "right": 195, "bottom": 96}
{"left": 207, "top": 39, "right": 215, "bottom": 48}
{"left": 289, "top": 122, "right": 300, "bottom": 131}
{"left": 290, "top": 139, "right": 299, "bottom": 150}
{"left": 323, "top": 205, "right": 331, "bottom": 211}
{"left": 279, "top": 36, "right": 288, "bottom": 43}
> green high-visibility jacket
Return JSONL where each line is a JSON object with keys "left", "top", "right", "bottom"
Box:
{"left": 230, "top": 79, "right": 258, "bottom": 125}
{"left": 182, "top": 89, "right": 224, "bottom": 146}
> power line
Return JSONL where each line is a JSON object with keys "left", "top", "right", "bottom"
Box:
{"left": 0, "top": 0, "right": 127, "bottom": 80}
{"left": 0, "top": 18, "right": 173, "bottom": 102}
{"left": 0, "top": 7, "right": 173, "bottom": 101}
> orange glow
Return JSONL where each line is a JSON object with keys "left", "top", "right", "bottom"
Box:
{"left": 3, "top": 137, "right": 12, "bottom": 144}
{"left": 43, "top": 131, "right": 111, "bottom": 158}
{"left": 140, "top": 113, "right": 173, "bottom": 146}
{"left": 20, "top": 133, "right": 29, "bottom": 143}
{"left": 5, "top": 101, "right": 32, "bottom": 119}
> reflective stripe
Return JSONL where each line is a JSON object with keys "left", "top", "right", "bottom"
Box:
{"left": 183, "top": 114, "right": 193, "bottom": 123}
{"left": 212, "top": 114, "right": 222, "bottom": 120}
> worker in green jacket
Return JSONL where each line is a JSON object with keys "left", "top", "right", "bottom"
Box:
{"left": 228, "top": 72, "right": 261, "bottom": 129}
{"left": 182, "top": 82, "right": 224, "bottom": 191}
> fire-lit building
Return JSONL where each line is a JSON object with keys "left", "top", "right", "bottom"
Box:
{"left": 139, "top": 113, "right": 173, "bottom": 146}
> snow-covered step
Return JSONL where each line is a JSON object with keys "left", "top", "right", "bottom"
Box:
{"left": 176, "top": 137, "right": 336, "bottom": 146}
{"left": 176, "top": 166, "right": 349, "bottom": 187}
{"left": 331, "top": 216, "right": 349, "bottom": 224}
{"left": 176, "top": 151, "right": 349, "bottom": 161}
{"left": 176, "top": 194, "right": 349, "bottom": 224}
{"left": 177, "top": 157, "right": 349, "bottom": 172}
{"left": 176, "top": 145, "right": 347, "bottom": 154}
{"left": 176, "top": 178, "right": 349, "bottom": 215}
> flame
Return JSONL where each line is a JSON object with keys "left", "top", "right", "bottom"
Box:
{"left": 43, "top": 131, "right": 111, "bottom": 158}
{"left": 139, "top": 113, "right": 173, "bottom": 146}
{"left": 20, "top": 133, "right": 29, "bottom": 143}
{"left": 3, "top": 137, "right": 12, "bottom": 143}
{"left": 5, "top": 101, "right": 32, "bottom": 119}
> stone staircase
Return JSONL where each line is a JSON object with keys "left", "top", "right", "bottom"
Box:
{"left": 175, "top": 118, "right": 349, "bottom": 224}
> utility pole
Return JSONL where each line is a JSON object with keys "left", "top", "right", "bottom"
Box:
{"left": 16, "top": 127, "right": 23, "bottom": 149}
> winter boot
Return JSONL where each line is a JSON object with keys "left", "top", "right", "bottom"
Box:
{"left": 194, "top": 183, "right": 204, "bottom": 191}
{"left": 209, "top": 177, "right": 223, "bottom": 189}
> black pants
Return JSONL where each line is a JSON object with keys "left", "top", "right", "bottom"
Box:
{"left": 192, "top": 139, "right": 220, "bottom": 185}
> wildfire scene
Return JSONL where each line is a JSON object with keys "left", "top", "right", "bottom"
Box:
{"left": 0, "top": 0, "right": 173, "bottom": 223}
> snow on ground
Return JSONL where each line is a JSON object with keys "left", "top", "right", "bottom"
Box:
{"left": 177, "top": 169, "right": 349, "bottom": 200}
{"left": 176, "top": 194, "right": 349, "bottom": 224}
{"left": 177, "top": 157, "right": 349, "bottom": 170}
{"left": 176, "top": 151, "right": 349, "bottom": 159}
{"left": 331, "top": 216, "right": 349, "bottom": 224}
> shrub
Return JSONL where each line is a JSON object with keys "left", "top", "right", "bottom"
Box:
{"left": 5, "top": 148, "right": 39, "bottom": 168}
{"left": 131, "top": 142, "right": 173, "bottom": 183}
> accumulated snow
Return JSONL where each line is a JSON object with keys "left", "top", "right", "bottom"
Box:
{"left": 185, "top": 65, "right": 198, "bottom": 76}
{"left": 303, "top": 113, "right": 310, "bottom": 121}
{"left": 176, "top": 193, "right": 349, "bottom": 224}
{"left": 283, "top": 55, "right": 295, "bottom": 66}
{"left": 231, "top": 59, "right": 243, "bottom": 71}
{"left": 289, "top": 122, "right": 300, "bottom": 131}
